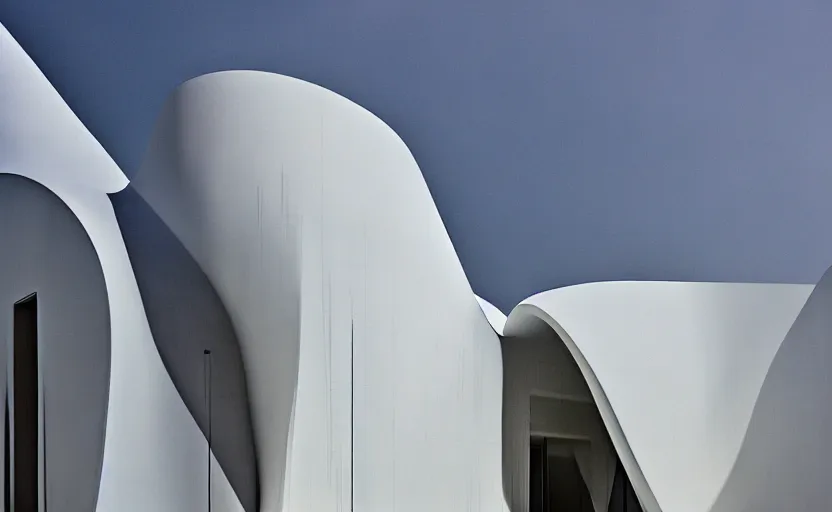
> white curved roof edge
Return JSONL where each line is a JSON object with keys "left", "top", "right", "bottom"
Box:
{"left": 174, "top": 69, "right": 408, "bottom": 143}
{"left": 0, "top": 22, "right": 127, "bottom": 194}
{"left": 504, "top": 298, "right": 661, "bottom": 512}
{"left": 490, "top": 279, "right": 815, "bottom": 512}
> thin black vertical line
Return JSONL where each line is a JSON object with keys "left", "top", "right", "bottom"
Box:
{"left": 350, "top": 320, "right": 354, "bottom": 512}
{"left": 540, "top": 437, "right": 549, "bottom": 512}
{"left": 204, "top": 349, "right": 212, "bottom": 512}
{"left": 4, "top": 392, "right": 8, "bottom": 512}
{"left": 209, "top": 352, "right": 213, "bottom": 512}
{"left": 40, "top": 298, "right": 47, "bottom": 512}
{"left": 42, "top": 371, "right": 47, "bottom": 512}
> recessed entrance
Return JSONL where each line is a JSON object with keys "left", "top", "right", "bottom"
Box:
{"left": 529, "top": 435, "right": 641, "bottom": 512}
{"left": 503, "top": 329, "right": 645, "bottom": 512}
{"left": 11, "top": 293, "right": 39, "bottom": 512}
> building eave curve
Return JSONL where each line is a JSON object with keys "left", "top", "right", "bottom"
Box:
{"left": 503, "top": 301, "right": 661, "bottom": 512}
{"left": 489, "top": 280, "right": 812, "bottom": 512}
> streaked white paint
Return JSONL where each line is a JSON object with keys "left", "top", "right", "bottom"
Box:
{"left": 134, "top": 70, "right": 510, "bottom": 512}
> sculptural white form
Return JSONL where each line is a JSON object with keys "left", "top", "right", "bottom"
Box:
{"left": 2, "top": 20, "right": 831, "bottom": 512}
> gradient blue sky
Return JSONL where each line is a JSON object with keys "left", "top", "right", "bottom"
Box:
{"left": 4, "top": 0, "right": 832, "bottom": 311}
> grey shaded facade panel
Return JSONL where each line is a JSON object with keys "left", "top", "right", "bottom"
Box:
{"left": 708, "top": 265, "right": 832, "bottom": 512}
{"left": 110, "top": 185, "right": 259, "bottom": 512}
{"left": 0, "top": 174, "right": 110, "bottom": 512}
{"left": 131, "top": 77, "right": 305, "bottom": 511}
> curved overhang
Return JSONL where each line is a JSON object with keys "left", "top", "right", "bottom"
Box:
{"left": 485, "top": 281, "right": 813, "bottom": 512}
{"left": 503, "top": 301, "right": 659, "bottom": 512}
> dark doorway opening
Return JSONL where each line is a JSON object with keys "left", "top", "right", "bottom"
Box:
{"left": 530, "top": 435, "right": 645, "bottom": 512}
{"left": 4, "top": 394, "right": 9, "bottom": 512}
{"left": 548, "top": 454, "right": 592, "bottom": 511}
{"left": 13, "top": 293, "right": 39, "bottom": 512}
{"left": 529, "top": 436, "right": 593, "bottom": 512}
{"left": 530, "top": 437, "right": 547, "bottom": 512}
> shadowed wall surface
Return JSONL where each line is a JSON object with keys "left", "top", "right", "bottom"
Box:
{"left": 111, "top": 185, "right": 260, "bottom": 512}
{"left": 0, "top": 174, "right": 110, "bottom": 512}
{"left": 708, "top": 265, "right": 832, "bottom": 511}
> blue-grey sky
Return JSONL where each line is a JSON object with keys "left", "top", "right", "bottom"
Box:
{"left": 4, "top": 0, "right": 832, "bottom": 311}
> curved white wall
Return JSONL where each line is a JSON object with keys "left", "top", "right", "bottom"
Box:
{"left": 708, "top": 265, "right": 832, "bottom": 511}
{"left": 133, "top": 71, "right": 510, "bottom": 512}
{"left": 7, "top": 16, "right": 832, "bottom": 512}
{"left": 503, "top": 281, "right": 813, "bottom": 512}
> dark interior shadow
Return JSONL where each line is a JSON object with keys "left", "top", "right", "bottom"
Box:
{"left": 608, "top": 460, "right": 643, "bottom": 512}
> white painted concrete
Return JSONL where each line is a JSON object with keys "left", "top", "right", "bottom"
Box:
{"left": 134, "top": 71, "right": 509, "bottom": 512}
{"left": 7, "top": 16, "right": 832, "bottom": 512}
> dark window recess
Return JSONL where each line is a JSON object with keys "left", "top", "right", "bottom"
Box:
{"left": 4, "top": 394, "right": 9, "bottom": 512}
{"left": 530, "top": 436, "right": 610, "bottom": 512}
{"left": 13, "top": 294, "right": 39, "bottom": 512}
{"left": 529, "top": 437, "right": 546, "bottom": 512}
{"left": 608, "top": 460, "right": 644, "bottom": 512}
{"left": 548, "top": 454, "right": 592, "bottom": 512}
